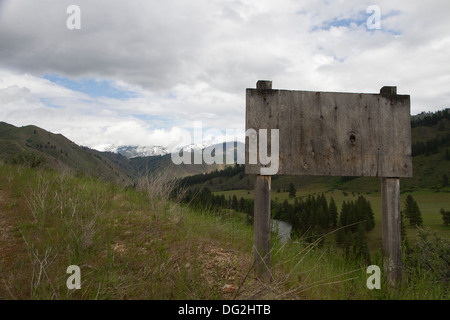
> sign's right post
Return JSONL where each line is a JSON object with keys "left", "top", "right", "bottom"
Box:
{"left": 381, "top": 177, "right": 402, "bottom": 286}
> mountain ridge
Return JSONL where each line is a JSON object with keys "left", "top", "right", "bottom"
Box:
{"left": 0, "top": 121, "right": 244, "bottom": 181}
{"left": 1, "top": 108, "right": 449, "bottom": 188}
{"left": 0, "top": 121, "right": 135, "bottom": 184}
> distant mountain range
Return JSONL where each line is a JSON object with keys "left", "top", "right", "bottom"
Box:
{"left": 96, "top": 142, "right": 220, "bottom": 159}
{"left": 0, "top": 121, "right": 245, "bottom": 182}
{"left": 0, "top": 121, "right": 135, "bottom": 184}
{"left": 97, "top": 145, "right": 170, "bottom": 158}
{"left": 1, "top": 109, "right": 448, "bottom": 190}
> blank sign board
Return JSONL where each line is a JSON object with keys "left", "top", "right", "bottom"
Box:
{"left": 245, "top": 84, "right": 412, "bottom": 178}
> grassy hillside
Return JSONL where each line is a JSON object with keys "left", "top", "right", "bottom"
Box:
{"left": 0, "top": 121, "right": 238, "bottom": 182}
{"left": 0, "top": 122, "right": 134, "bottom": 184}
{"left": 0, "top": 163, "right": 253, "bottom": 299}
{"left": 0, "top": 163, "right": 447, "bottom": 300}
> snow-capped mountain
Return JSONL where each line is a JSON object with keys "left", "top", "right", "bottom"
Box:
{"left": 97, "top": 144, "right": 169, "bottom": 158}
{"left": 96, "top": 141, "right": 245, "bottom": 162}
{"left": 181, "top": 143, "right": 210, "bottom": 152}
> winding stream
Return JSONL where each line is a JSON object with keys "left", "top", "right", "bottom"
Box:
{"left": 271, "top": 219, "right": 292, "bottom": 244}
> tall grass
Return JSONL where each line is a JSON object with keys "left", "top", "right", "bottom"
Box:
{"left": 0, "top": 165, "right": 253, "bottom": 299}
{"left": 0, "top": 163, "right": 447, "bottom": 300}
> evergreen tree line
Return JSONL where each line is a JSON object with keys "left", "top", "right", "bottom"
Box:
{"left": 410, "top": 108, "right": 449, "bottom": 128}
{"left": 273, "top": 194, "right": 376, "bottom": 263}
{"left": 335, "top": 196, "right": 375, "bottom": 263}
{"left": 411, "top": 133, "right": 450, "bottom": 156}
{"left": 179, "top": 187, "right": 376, "bottom": 263}
{"left": 179, "top": 164, "right": 245, "bottom": 187}
{"left": 272, "top": 194, "right": 339, "bottom": 238}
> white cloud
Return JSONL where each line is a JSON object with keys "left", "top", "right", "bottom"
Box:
{"left": 0, "top": 0, "right": 449, "bottom": 149}
{"left": 0, "top": 68, "right": 243, "bottom": 150}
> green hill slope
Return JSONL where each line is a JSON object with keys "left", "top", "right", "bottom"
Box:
{"left": 0, "top": 122, "right": 134, "bottom": 184}
{"left": 0, "top": 122, "right": 235, "bottom": 183}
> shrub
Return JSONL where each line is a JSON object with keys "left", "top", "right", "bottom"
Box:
{"left": 405, "top": 228, "right": 450, "bottom": 293}
{"left": 9, "top": 151, "right": 46, "bottom": 168}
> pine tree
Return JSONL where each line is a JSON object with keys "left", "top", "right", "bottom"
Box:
{"left": 232, "top": 195, "right": 238, "bottom": 210}
{"left": 288, "top": 183, "right": 296, "bottom": 198}
{"left": 343, "top": 232, "right": 352, "bottom": 258}
{"left": 347, "top": 202, "right": 358, "bottom": 232}
{"left": 409, "top": 196, "right": 423, "bottom": 226}
{"left": 329, "top": 197, "right": 338, "bottom": 228}
{"left": 353, "top": 224, "right": 371, "bottom": 263}
{"left": 440, "top": 208, "right": 450, "bottom": 226}
{"left": 239, "top": 197, "right": 245, "bottom": 212}
{"left": 356, "top": 196, "right": 375, "bottom": 231}
{"left": 404, "top": 195, "right": 423, "bottom": 226}
{"left": 313, "top": 225, "right": 325, "bottom": 247}
{"left": 316, "top": 206, "right": 326, "bottom": 229}
{"left": 340, "top": 201, "right": 349, "bottom": 227}
{"left": 404, "top": 195, "right": 413, "bottom": 221}
{"left": 335, "top": 221, "right": 345, "bottom": 245}
{"left": 443, "top": 174, "right": 449, "bottom": 187}
{"left": 318, "top": 194, "right": 330, "bottom": 228}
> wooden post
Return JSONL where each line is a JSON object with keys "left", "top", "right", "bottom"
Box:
{"left": 381, "top": 177, "right": 402, "bottom": 286}
{"left": 252, "top": 80, "right": 273, "bottom": 282}
{"left": 253, "top": 175, "right": 272, "bottom": 282}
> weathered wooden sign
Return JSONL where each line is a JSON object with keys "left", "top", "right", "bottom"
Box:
{"left": 245, "top": 83, "right": 412, "bottom": 178}
{"left": 246, "top": 81, "right": 412, "bottom": 286}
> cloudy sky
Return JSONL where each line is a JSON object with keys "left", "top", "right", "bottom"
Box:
{"left": 0, "top": 0, "right": 449, "bottom": 151}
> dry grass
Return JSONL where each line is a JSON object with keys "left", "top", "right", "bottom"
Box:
{"left": 0, "top": 164, "right": 447, "bottom": 300}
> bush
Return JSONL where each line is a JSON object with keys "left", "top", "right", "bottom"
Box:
{"left": 441, "top": 208, "right": 450, "bottom": 226}
{"left": 405, "top": 228, "right": 450, "bottom": 291}
{"left": 9, "top": 151, "right": 46, "bottom": 168}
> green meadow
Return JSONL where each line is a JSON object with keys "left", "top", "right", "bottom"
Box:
{"left": 215, "top": 186, "right": 450, "bottom": 249}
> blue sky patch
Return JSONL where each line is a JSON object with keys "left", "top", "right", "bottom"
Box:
{"left": 40, "top": 98, "right": 64, "bottom": 109}
{"left": 312, "top": 9, "right": 402, "bottom": 35}
{"left": 321, "top": 17, "right": 367, "bottom": 30}
{"left": 43, "top": 74, "right": 138, "bottom": 100}
{"left": 313, "top": 13, "right": 367, "bottom": 31}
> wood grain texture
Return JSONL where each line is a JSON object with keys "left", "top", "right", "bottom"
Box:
{"left": 253, "top": 175, "right": 272, "bottom": 282}
{"left": 245, "top": 88, "right": 412, "bottom": 177}
{"left": 381, "top": 177, "right": 402, "bottom": 286}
